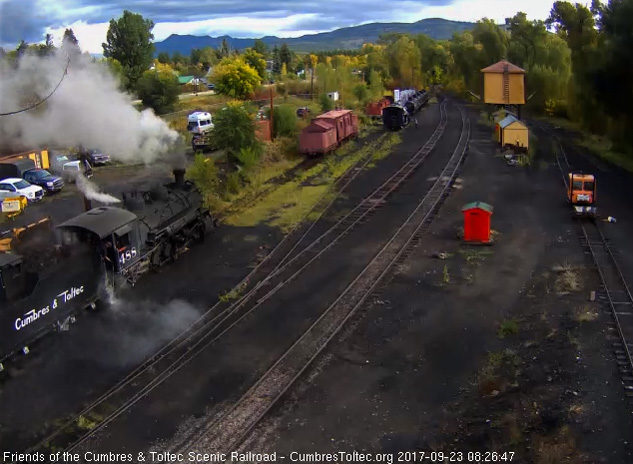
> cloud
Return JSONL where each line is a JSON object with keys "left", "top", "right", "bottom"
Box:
{"left": 4, "top": 0, "right": 556, "bottom": 54}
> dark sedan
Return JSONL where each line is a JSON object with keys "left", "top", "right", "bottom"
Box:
{"left": 23, "top": 168, "right": 65, "bottom": 193}
{"left": 86, "top": 149, "right": 111, "bottom": 166}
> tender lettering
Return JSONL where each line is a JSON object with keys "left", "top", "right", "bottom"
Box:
{"left": 13, "top": 285, "right": 85, "bottom": 331}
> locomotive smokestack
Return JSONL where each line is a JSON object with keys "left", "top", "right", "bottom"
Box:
{"left": 173, "top": 169, "right": 185, "bottom": 189}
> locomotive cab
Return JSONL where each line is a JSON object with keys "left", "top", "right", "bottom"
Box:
{"left": 0, "top": 253, "right": 28, "bottom": 304}
{"left": 567, "top": 171, "right": 596, "bottom": 218}
{"left": 58, "top": 207, "right": 143, "bottom": 282}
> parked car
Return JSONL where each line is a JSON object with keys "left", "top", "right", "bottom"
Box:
{"left": 296, "top": 107, "right": 311, "bottom": 118}
{"left": 207, "top": 83, "right": 215, "bottom": 90}
{"left": 23, "top": 168, "right": 64, "bottom": 194}
{"left": 0, "top": 178, "right": 44, "bottom": 202}
{"left": 85, "top": 149, "right": 111, "bottom": 166}
{"left": 62, "top": 160, "right": 93, "bottom": 183}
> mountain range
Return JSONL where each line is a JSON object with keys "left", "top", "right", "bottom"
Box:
{"left": 154, "top": 18, "right": 475, "bottom": 56}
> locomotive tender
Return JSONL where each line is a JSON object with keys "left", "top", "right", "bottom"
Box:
{"left": 0, "top": 169, "right": 215, "bottom": 370}
{"left": 382, "top": 90, "right": 430, "bottom": 131}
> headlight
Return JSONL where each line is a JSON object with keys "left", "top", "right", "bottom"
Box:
{"left": 47, "top": 182, "right": 54, "bottom": 187}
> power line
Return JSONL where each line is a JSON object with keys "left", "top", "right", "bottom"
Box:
{"left": 0, "top": 54, "right": 71, "bottom": 117}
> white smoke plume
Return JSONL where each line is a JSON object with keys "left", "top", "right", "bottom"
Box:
{"left": 75, "top": 172, "right": 120, "bottom": 204}
{"left": 76, "top": 298, "right": 203, "bottom": 368}
{"left": 0, "top": 47, "right": 184, "bottom": 166}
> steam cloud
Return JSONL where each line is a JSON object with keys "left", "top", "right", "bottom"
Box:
{"left": 0, "top": 47, "right": 185, "bottom": 167}
{"left": 75, "top": 173, "right": 121, "bottom": 204}
{"left": 77, "top": 298, "right": 202, "bottom": 368}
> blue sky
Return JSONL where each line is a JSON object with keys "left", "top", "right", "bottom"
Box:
{"left": 0, "top": 0, "right": 558, "bottom": 54}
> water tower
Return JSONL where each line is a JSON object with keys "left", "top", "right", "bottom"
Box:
{"left": 481, "top": 60, "right": 525, "bottom": 119}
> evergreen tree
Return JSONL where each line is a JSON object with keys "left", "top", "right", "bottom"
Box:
{"left": 220, "top": 39, "right": 230, "bottom": 58}
{"left": 272, "top": 46, "right": 281, "bottom": 74}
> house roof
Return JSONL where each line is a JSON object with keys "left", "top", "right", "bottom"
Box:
{"left": 316, "top": 109, "right": 353, "bottom": 120}
{"left": 178, "top": 75, "right": 195, "bottom": 84}
{"left": 481, "top": 60, "right": 525, "bottom": 74}
{"left": 306, "top": 120, "right": 335, "bottom": 132}
{"left": 462, "top": 201, "right": 494, "bottom": 213}
{"left": 498, "top": 115, "right": 526, "bottom": 129}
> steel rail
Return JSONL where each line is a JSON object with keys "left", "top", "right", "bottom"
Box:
{"left": 32, "top": 102, "right": 449, "bottom": 454}
{"left": 179, "top": 105, "right": 470, "bottom": 455}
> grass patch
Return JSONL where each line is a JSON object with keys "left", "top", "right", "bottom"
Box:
{"left": 532, "top": 425, "right": 583, "bottom": 464}
{"left": 224, "top": 132, "right": 391, "bottom": 231}
{"left": 551, "top": 262, "right": 582, "bottom": 293}
{"left": 575, "top": 305, "right": 599, "bottom": 323}
{"left": 477, "top": 349, "right": 521, "bottom": 396}
{"left": 219, "top": 281, "right": 247, "bottom": 303}
{"left": 76, "top": 415, "right": 98, "bottom": 431}
{"left": 478, "top": 111, "right": 495, "bottom": 128}
{"left": 498, "top": 319, "right": 519, "bottom": 339}
{"left": 538, "top": 116, "right": 633, "bottom": 173}
{"left": 226, "top": 182, "right": 329, "bottom": 233}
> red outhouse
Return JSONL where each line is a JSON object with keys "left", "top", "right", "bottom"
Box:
{"left": 462, "top": 201, "right": 494, "bottom": 243}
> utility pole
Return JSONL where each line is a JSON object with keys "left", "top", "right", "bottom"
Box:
{"left": 269, "top": 87, "right": 274, "bottom": 141}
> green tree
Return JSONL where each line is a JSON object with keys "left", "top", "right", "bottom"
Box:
{"left": 103, "top": 57, "right": 129, "bottom": 90}
{"left": 211, "top": 57, "right": 262, "bottom": 99}
{"left": 199, "top": 47, "right": 218, "bottom": 68}
{"left": 211, "top": 101, "right": 259, "bottom": 159}
{"left": 386, "top": 36, "right": 422, "bottom": 88}
{"left": 272, "top": 46, "right": 281, "bottom": 74}
{"left": 63, "top": 28, "right": 79, "bottom": 46}
{"left": 136, "top": 68, "right": 179, "bottom": 114}
{"left": 367, "top": 69, "right": 385, "bottom": 101}
{"left": 186, "top": 154, "right": 220, "bottom": 208}
{"left": 243, "top": 48, "right": 267, "bottom": 82}
{"left": 157, "top": 52, "right": 170, "bottom": 64}
{"left": 353, "top": 84, "right": 369, "bottom": 105}
{"left": 102, "top": 10, "right": 156, "bottom": 91}
{"left": 266, "top": 105, "right": 298, "bottom": 138}
{"left": 190, "top": 48, "right": 202, "bottom": 65}
{"left": 253, "top": 39, "right": 268, "bottom": 57}
{"left": 220, "top": 39, "right": 230, "bottom": 58}
{"left": 472, "top": 18, "right": 508, "bottom": 66}
{"left": 320, "top": 93, "right": 334, "bottom": 112}
{"left": 280, "top": 43, "right": 292, "bottom": 72}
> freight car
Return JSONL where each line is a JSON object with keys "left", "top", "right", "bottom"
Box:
{"left": 299, "top": 109, "right": 359, "bottom": 156}
{"left": 404, "top": 90, "right": 429, "bottom": 115}
{"left": 0, "top": 169, "right": 216, "bottom": 371}
{"left": 365, "top": 98, "right": 391, "bottom": 121}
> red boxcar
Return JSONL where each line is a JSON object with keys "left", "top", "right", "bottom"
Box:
{"left": 315, "top": 109, "right": 359, "bottom": 143}
{"left": 365, "top": 98, "right": 390, "bottom": 118}
{"left": 299, "top": 119, "right": 338, "bottom": 156}
{"left": 299, "top": 109, "right": 358, "bottom": 156}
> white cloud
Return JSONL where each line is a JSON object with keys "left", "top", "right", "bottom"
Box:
{"left": 43, "top": 0, "right": 557, "bottom": 55}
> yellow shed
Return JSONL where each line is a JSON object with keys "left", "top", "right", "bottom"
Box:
{"left": 481, "top": 60, "right": 525, "bottom": 105}
{"left": 498, "top": 115, "right": 528, "bottom": 150}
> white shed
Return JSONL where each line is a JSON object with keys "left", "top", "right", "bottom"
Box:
{"left": 327, "top": 91, "right": 340, "bottom": 101}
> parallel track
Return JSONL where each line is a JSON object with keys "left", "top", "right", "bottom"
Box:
{"left": 554, "top": 139, "right": 633, "bottom": 398}
{"left": 178, "top": 104, "right": 470, "bottom": 455}
{"left": 29, "top": 101, "right": 449, "bottom": 454}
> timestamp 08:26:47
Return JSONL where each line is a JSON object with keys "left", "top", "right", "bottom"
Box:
{"left": 396, "top": 451, "right": 516, "bottom": 462}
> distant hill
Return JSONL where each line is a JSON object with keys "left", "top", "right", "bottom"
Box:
{"left": 154, "top": 18, "right": 475, "bottom": 55}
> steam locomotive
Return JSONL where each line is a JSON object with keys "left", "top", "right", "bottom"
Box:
{"left": 0, "top": 169, "right": 216, "bottom": 371}
{"left": 382, "top": 90, "right": 430, "bottom": 131}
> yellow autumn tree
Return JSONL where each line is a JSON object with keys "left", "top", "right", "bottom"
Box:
{"left": 211, "top": 57, "right": 262, "bottom": 100}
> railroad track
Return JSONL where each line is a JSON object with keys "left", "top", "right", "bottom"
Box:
{"left": 28, "top": 101, "right": 449, "bottom": 454}
{"left": 177, "top": 104, "right": 470, "bottom": 455}
{"left": 554, "top": 138, "right": 633, "bottom": 399}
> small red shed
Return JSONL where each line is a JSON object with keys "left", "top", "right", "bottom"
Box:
{"left": 462, "top": 201, "right": 494, "bottom": 243}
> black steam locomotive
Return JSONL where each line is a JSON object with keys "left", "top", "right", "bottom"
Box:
{"left": 382, "top": 90, "right": 430, "bottom": 131}
{"left": 0, "top": 169, "right": 215, "bottom": 371}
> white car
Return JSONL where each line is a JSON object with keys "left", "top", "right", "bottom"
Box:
{"left": 0, "top": 178, "right": 45, "bottom": 202}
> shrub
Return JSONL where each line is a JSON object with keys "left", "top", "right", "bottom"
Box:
{"left": 225, "top": 171, "right": 242, "bottom": 194}
{"left": 212, "top": 101, "right": 258, "bottom": 158}
{"left": 320, "top": 93, "right": 334, "bottom": 112}
{"left": 235, "top": 145, "right": 261, "bottom": 174}
{"left": 186, "top": 153, "right": 221, "bottom": 208}
{"left": 266, "top": 105, "right": 299, "bottom": 138}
